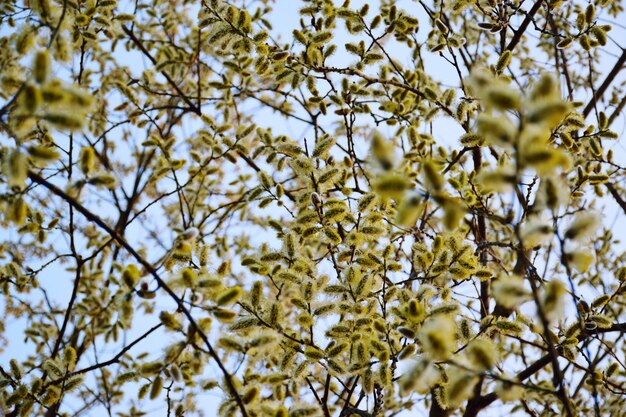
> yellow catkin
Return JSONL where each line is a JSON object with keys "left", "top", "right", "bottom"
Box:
{"left": 20, "top": 83, "right": 42, "bottom": 113}
{"left": 80, "top": 147, "right": 95, "bottom": 175}
{"left": 63, "top": 346, "right": 77, "bottom": 370}
{"left": 33, "top": 50, "right": 50, "bottom": 84}
{"left": 5, "top": 150, "right": 28, "bottom": 188}
{"left": 242, "top": 386, "right": 259, "bottom": 404}
{"left": 122, "top": 264, "right": 140, "bottom": 288}
{"left": 9, "top": 198, "right": 28, "bottom": 225}
{"left": 149, "top": 376, "right": 163, "bottom": 399}
{"left": 216, "top": 287, "right": 243, "bottom": 306}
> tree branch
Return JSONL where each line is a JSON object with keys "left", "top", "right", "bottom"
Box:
{"left": 27, "top": 171, "right": 249, "bottom": 417}
{"left": 464, "top": 322, "right": 626, "bottom": 416}
{"left": 121, "top": 25, "right": 202, "bottom": 115}
{"left": 506, "top": 0, "right": 544, "bottom": 52}
{"left": 583, "top": 48, "right": 626, "bottom": 118}
{"left": 605, "top": 183, "right": 626, "bottom": 215}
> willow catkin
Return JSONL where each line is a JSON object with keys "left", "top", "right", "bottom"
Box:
{"left": 33, "top": 50, "right": 50, "bottom": 84}
{"left": 79, "top": 147, "right": 95, "bottom": 175}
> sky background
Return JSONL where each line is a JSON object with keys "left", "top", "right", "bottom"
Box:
{"left": 2, "top": 0, "right": 626, "bottom": 416}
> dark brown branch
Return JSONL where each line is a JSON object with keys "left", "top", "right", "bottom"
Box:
{"left": 583, "top": 48, "right": 626, "bottom": 117}
{"left": 506, "top": 0, "right": 544, "bottom": 52}
{"left": 606, "top": 183, "right": 626, "bottom": 215}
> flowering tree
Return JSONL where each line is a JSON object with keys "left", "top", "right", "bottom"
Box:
{"left": 2, "top": 0, "right": 626, "bottom": 416}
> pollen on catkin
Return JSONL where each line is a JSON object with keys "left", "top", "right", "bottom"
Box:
{"left": 418, "top": 315, "right": 456, "bottom": 360}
